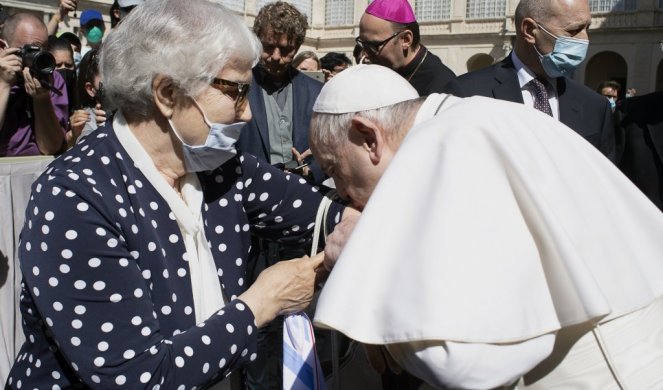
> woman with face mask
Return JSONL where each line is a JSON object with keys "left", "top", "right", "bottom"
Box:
{"left": 68, "top": 48, "right": 106, "bottom": 145}
{"left": 4, "top": 1, "right": 356, "bottom": 389}
{"left": 47, "top": 35, "right": 77, "bottom": 113}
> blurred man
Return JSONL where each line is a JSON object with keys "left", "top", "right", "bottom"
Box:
{"left": 597, "top": 79, "right": 620, "bottom": 112}
{"left": 448, "top": 0, "right": 616, "bottom": 161}
{"left": 320, "top": 51, "right": 351, "bottom": 82}
{"left": 79, "top": 9, "right": 104, "bottom": 57}
{"left": 0, "top": 13, "right": 68, "bottom": 156}
{"left": 357, "top": 0, "right": 458, "bottom": 96}
{"left": 311, "top": 64, "right": 663, "bottom": 390}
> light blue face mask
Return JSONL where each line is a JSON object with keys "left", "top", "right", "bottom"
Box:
{"left": 169, "top": 99, "right": 245, "bottom": 173}
{"left": 534, "top": 23, "right": 589, "bottom": 78}
{"left": 607, "top": 97, "right": 616, "bottom": 111}
{"left": 73, "top": 51, "right": 82, "bottom": 68}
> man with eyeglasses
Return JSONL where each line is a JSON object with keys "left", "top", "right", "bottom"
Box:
{"left": 447, "top": 0, "right": 616, "bottom": 162}
{"left": 235, "top": 2, "right": 327, "bottom": 389}
{"left": 357, "top": 0, "right": 459, "bottom": 96}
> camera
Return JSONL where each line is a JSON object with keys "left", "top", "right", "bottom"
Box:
{"left": 18, "top": 44, "right": 56, "bottom": 79}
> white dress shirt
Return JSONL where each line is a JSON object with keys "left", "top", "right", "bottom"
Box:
{"left": 512, "top": 51, "right": 560, "bottom": 121}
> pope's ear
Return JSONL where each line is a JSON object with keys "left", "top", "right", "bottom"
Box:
{"left": 350, "top": 115, "right": 385, "bottom": 165}
{"left": 152, "top": 74, "right": 175, "bottom": 118}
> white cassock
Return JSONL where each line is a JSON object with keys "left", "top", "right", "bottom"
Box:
{"left": 313, "top": 94, "right": 663, "bottom": 389}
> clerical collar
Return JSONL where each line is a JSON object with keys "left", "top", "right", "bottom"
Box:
{"left": 398, "top": 45, "right": 427, "bottom": 81}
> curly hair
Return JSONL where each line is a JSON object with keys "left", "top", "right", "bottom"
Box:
{"left": 253, "top": 2, "right": 308, "bottom": 48}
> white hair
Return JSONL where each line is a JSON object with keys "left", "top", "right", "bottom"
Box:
{"left": 100, "top": 0, "right": 262, "bottom": 119}
{"left": 310, "top": 98, "right": 425, "bottom": 151}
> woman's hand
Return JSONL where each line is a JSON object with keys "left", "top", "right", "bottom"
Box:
{"left": 324, "top": 207, "right": 361, "bottom": 271}
{"left": 70, "top": 109, "right": 90, "bottom": 138}
{"left": 93, "top": 104, "right": 107, "bottom": 126}
{"left": 239, "top": 252, "right": 324, "bottom": 328}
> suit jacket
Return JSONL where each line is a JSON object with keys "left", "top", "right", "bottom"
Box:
{"left": 445, "top": 54, "right": 616, "bottom": 162}
{"left": 616, "top": 92, "right": 663, "bottom": 210}
{"left": 237, "top": 67, "right": 325, "bottom": 184}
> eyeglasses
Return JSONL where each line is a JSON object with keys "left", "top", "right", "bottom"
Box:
{"left": 355, "top": 31, "right": 403, "bottom": 56}
{"left": 210, "top": 77, "right": 250, "bottom": 107}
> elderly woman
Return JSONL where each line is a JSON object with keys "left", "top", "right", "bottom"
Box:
{"left": 5, "top": 0, "right": 351, "bottom": 388}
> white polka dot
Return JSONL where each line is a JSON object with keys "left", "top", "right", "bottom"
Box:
{"left": 52, "top": 371, "right": 61, "bottom": 379}
{"left": 262, "top": 172, "right": 272, "bottom": 181}
{"left": 184, "top": 346, "right": 193, "bottom": 356}
{"left": 259, "top": 193, "right": 269, "bottom": 201}
{"left": 94, "top": 356, "right": 105, "bottom": 367}
{"left": 218, "top": 243, "right": 227, "bottom": 252}
{"left": 98, "top": 341, "right": 109, "bottom": 351}
{"left": 274, "top": 216, "right": 283, "bottom": 223}
{"left": 162, "top": 269, "right": 169, "bottom": 279}
{"left": 184, "top": 306, "right": 193, "bottom": 315}
{"left": 140, "top": 372, "right": 151, "bottom": 383}
{"left": 61, "top": 249, "right": 72, "bottom": 259}
{"left": 110, "top": 294, "right": 122, "bottom": 303}
{"left": 53, "top": 302, "right": 63, "bottom": 311}
{"left": 131, "top": 316, "right": 141, "bottom": 326}
{"left": 202, "top": 362, "right": 209, "bottom": 373}
{"left": 142, "top": 269, "right": 151, "bottom": 279}
{"left": 74, "top": 280, "right": 86, "bottom": 290}
{"left": 134, "top": 288, "right": 144, "bottom": 298}
{"left": 250, "top": 353, "right": 257, "bottom": 361}
{"left": 91, "top": 374, "right": 101, "bottom": 383}
{"left": 236, "top": 302, "right": 246, "bottom": 311}
{"left": 41, "top": 225, "right": 50, "bottom": 234}
{"left": 241, "top": 348, "right": 248, "bottom": 357}
{"left": 123, "top": 349, "right": 135, "bottom": 359}
{"left": 71, "top": 337, "right": 81, "bottom": 346}
{"left": 201, "top": 335, "right": 211, "bottom": 345}
{"left": 177, "top": 268, "right": 187, "bottom": 277}
{"left": 219, "top": 358, "right": 226, "bottom": 368}
{"left": 115, "top": 375, "right": 126, "bottom": 385}
{"left": 93, "top": 281, "right": 105, "bottom": 291}
{"left": 141, "top": 326, "right": 151, "bottom": 336}
{"left": 32, "top": 287, "right": 40, "bottom": 296}
{"left": 175, "top": 356, "right": 185, "bottom": 367}
{"left": 230, "top": 344, "right": 237, "bottom": 354}
{"left": 49, "top": 277, "right": 59, "bottom": 287}
{"left": 71, "top": 319, "right": 82, "bottom": 329}
{"left": 150, "top": 202, "right": 158, "bottom": 210}
{"left": 119, "top": 258, "right": 129, "bottom": 267}
{"left": 40, "top": 242, "right": 48, "bottom": 251}
{"left": 52, "top": 187, "right": 61, "bottom": 196}
{"left": 148, "top": 242, "right": 156, "bottom": 251}
{"left": 247, "top": 325, "right": 253, "bottom": 335}
{"left": 77, "top": 202, "right": 89, "bottom": 211}
{"left": 248, "top": 193, "right": 256, "bottom": 201}
{"left": 214, "top": 225, "right": 224, "bottom": 234}
{"left": 219, "top": 198, "right": 228, "bottom": 207}
{"left": 45, "top": 211, "right": 54, "bottom": 221}
{"left": 32, "top": 266, "right": 40, "bottom": 276}
{"left": 101, "top": 322, "right": 113, "bottom": 332}
{"left": 169, "top": 234, "right": 178, "bottom": 243}
{"left": 226, "top": 324, "right": 234, "bottom": 333}
{"left": 65, "top": 230, "right": 78, "bottom": 240}
{"left": 161, "top": 306, "right": 171, "bottom": 315}
{"left": 107, "top": 238, "right": 118, "bottom": 248}
{"left": 235, "top": 258, "right": 242, "bottom": 266}
{"left": 74, "top": 305, "right": 86, "bottom": 315}
{"left": 59, "top": 264, "right": 70, "bottom": 274}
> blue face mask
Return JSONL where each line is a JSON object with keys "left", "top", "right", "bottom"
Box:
{"left": 169, "top": 99, "right": 245, "bottom": 173}
{"left": 534, "top": 23, "right": 589, "bottom": 78}
{"left": 73, "top": 51, "right": 82, "bottom": 68}
{"left": 607, "top": 97, "right": 616, "bottom": 111}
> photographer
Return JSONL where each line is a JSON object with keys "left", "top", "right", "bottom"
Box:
{"left": 0, "top": 13, "right": 68, "bottom": 157}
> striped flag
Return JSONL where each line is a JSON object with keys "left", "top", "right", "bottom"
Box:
{"left": 283, "top": 312, "right": 325, "bottom": 390}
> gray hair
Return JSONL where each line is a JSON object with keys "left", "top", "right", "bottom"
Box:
{"left": 310, "top": 98, "right": 425, "bottom": 151}
{"left": 515, "top": 0, "right": 552, "bottom": 33}
{"left": 100, "top": 0, "right": 262, "bottom": 119}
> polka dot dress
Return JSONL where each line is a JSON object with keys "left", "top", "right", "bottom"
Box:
{"left": 6, "top": 125, "right": 344, "bottom": 389}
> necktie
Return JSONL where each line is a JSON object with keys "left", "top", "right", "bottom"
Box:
{"left": 529, "top": 78, "right": 553, "bottom": 116}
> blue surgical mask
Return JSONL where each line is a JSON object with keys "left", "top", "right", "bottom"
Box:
{"left": 73, "top": 51, "right": 82, "bottom": 68}
{"left": 534, "top": 23, "right": 589, "bottom": 78}
{"left": 168, "top": 99, "right": 245, "bottom": 172}
{"left": 607, "top": 97, "right": 616, "bottom": 111}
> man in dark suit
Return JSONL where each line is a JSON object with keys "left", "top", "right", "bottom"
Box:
{"left": 616, "top": 92, "right": 663, "bottom": 211}
{"left": 235, "top": 3, "right": 325, "bottom": 388}
{"left": 446, "top": 0, "right": 616, "bottom": 162}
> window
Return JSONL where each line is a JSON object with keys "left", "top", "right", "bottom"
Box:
{"left": 589, "top": 0, "right": 636, "bottom": 12}
{"left": 466, "top": 0, "right": 506, "bottom": 19}
{"left": 219, "top": 0, "right": 244, "bottom": 13}
{"left": 325, "top": 0, "right": 354, "bottom": 26}
{"left": 416, "top": 0, "right": 452, "bottom": 21}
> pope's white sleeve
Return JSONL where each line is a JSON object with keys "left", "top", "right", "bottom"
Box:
{"left": 385, "top": 334, "right": 555, "bottom": 389}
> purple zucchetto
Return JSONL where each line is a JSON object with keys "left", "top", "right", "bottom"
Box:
{"left": 365, "top": 0, "right": 416, "bottom": 24}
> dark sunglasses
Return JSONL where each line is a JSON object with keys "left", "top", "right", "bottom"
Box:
{"left": 210, "top": 78, "right": 250, "bottom": 107}
{"left": 355, "top": 31, "right": 403, "bottom": 55}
